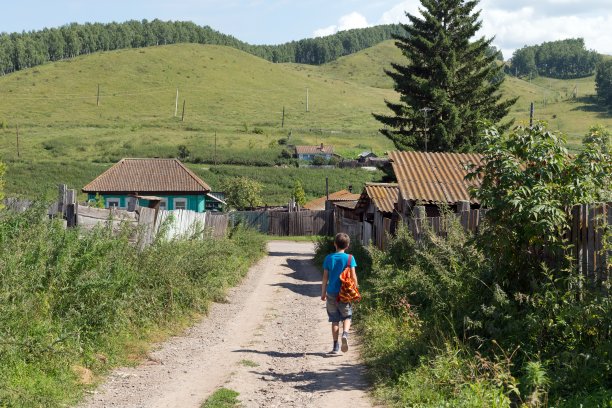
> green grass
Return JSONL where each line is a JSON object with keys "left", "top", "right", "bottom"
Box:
{"left": 238, "top": 359, "right": 259, "bottom": 367}
{"left": 201, "top": 388, "right": 241, "bottom": 408}
{"left": 0, "top": 209, "right": 266, "bottom": 407}
{"left": 0, "top": 41, "right": 609, "bottom": 201}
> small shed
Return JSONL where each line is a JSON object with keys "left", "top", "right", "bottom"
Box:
{"left": 303, "top": 189, "right": 360, "bottom": 211}
{"left": 355, "top": 183, "right": 399, "bottom": 249}
{"left": 388, "top": 151, "right": 482, "bottom": 217}
{"left": 82, "top": 158, "right": 216, "bottom": 212}
{"left": 357, "top": 151, "right": 377, "bottom": 162}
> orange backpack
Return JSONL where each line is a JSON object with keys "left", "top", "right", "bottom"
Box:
{"left": 337, "top": 254, "right": 362, "bottom": 303}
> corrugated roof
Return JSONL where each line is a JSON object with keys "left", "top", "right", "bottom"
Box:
{"left": 303, "top": 189, "right": 360, "bottom": 211}
{"left": 83, "top": 158, "right": 211, "bottom": 193}
{"left": 388, "top": 151, "right": 482, "bottom": 204}
{"left": 295, "top": 145, "right": 334, "bottom": 155}
{"left": 362, "top": 183, "right": 399, "bottom": 213}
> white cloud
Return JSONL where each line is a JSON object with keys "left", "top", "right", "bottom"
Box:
{"left": 378, "top": 1, "right": 421, "bottom": 24}
{"left": 313, "top": 11, "right": 370, "bottom": 37}
{"left": 375, "top": 0, "right": 612, "bottom": 58}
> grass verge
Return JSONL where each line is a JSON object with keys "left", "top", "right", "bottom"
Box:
{"left": 0, "top": 205, "right": 266, "bottom": 407}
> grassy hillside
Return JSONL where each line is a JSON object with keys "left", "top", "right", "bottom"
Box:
{"left": 304, "top": 40, "right": 611, "bottom": 147}
{"left": 0, "top": 41, "right": 610, "bottom": 201}
{"left": 0, "top": 44, "right": 395, "bottom": 200}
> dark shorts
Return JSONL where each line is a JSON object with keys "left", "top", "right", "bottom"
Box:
{"left": 326, "top": 295, "right": 353, "bottom": 323}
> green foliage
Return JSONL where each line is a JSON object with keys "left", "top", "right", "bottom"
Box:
{"left": 0, "top": 21, "right": 404, "bottom": 75}
{"left": 222, "top": 177, "right": 263, "bottom": 210}
{"left": 511, "top": 38, "right": 601, "bottom": 79}
{"left": 374, "top": 0, "right": 516, "bottom": 152}
{"left": 200, "top": 388, "right": 240, "bottom": 408}
{"left": 311, "top": 156, "right": 326, "bottom": 166}
{"left": 596, "top": 59, "right": 612, "bottom": 109}
{"left": 0, "top": 206, "right": 266, "bottom": 407}
{"left": 89, "top": 192, "right": 105, "bottom": 209}
{"left": 467, "top": 123, "right": 611, "bottom": 275}
{"left": 292, "top": 180, "right": 306, "bottom": 206}
{"left": 0, "top": 160, "right": 5, "bottom": 209}
{"left": 177, "top": 144, "right": 190, "bottom": 160}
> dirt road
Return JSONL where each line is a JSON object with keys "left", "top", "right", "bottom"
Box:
{"left": 80, "top": 241, "right": 374, "bottom": 408}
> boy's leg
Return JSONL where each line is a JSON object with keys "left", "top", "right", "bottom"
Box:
{"left": 331, "top": 322, "right": 340, "bottom": 341}
{"left": 342, "top": 318, "right": 351, "bottom": 334}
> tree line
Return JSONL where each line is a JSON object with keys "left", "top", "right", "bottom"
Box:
{"left": 596, "top": 59, "right": 612, "bottom": 110}
{"left": 509, "top": 38, "right": 601, "bottom": 79}
{"left": 0, "top": 20, "right": 404, "bottom": 75}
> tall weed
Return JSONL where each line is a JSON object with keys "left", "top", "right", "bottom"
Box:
{"left": 0, "top": 206, "right": 266, "bottom": 407}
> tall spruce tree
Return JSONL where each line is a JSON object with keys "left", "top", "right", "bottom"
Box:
{"left": 374, "top": 0, "right": 516, "bottom": 152}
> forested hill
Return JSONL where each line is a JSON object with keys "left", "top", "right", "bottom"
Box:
{"left": 0, "top": 20, "right": 403, "bottom": 75}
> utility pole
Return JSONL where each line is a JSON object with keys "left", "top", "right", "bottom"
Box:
{"left": 96, "top": 84, "right": 100, "bottom": 107}
{"left": 420, "top": 107, "right": 432, "bottom": 152}
{"left": 174, "top": 88, "right": 179, "bottom": 117}
{"left": 529, "top": 102, "right": 534, "bottom": 127}
{"left": 306, "top": 88, "right": 309, "bottom": 112}
{"left": 181, "top": 100, "right": 186, "bottom": 122}
{"left": 281, "top": 106, "right": 285, "bottom": 128}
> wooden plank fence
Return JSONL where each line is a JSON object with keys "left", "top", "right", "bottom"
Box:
{"left": 232, "top": 210, "right": 332, "bottom": 236}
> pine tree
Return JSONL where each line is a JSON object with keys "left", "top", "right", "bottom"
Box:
{"left": 374, "top": 0, "right": 516, "bottom": 152}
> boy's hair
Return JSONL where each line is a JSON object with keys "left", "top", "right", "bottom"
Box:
{"left": 334, "top": 233, "right": 350, "bottom": 250}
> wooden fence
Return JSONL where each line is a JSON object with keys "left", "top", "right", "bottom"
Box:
{"left": 230, "top": 210, "right": 332, "bottom": 236}
{"left": 394, "top": 203, "right": 611, "bottom": 284}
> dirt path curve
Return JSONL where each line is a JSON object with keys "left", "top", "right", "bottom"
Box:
{"left": 80, "top": 241, "right": 374, "bottom": 408}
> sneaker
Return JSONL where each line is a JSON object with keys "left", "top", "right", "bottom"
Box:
{"left": 341, "top": 333, "right": 349, "bottom": 353}
{"left": 328, "top": 345, "right": 340, "bottom": 355}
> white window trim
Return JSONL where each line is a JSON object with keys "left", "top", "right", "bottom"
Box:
{"left": 159, "top": 198, "right": 168, "bottom": 211}
{"left": 174, "top": 198, "right": 188, "bottom": 211}
{"left": 106, "top": 198, "right": 120, "bottom": 208}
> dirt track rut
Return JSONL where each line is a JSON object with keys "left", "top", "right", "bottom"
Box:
{"left": 79, "top": 241, "right": 374, "bottom": 408}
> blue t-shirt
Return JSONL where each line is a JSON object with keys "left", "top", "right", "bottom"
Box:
{"left": 323, "top": 252, "right": 357, "bottom": 295}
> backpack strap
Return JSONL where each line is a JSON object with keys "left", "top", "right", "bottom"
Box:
{"left": 346, "top": 254, "right": 352, "bottom": 268}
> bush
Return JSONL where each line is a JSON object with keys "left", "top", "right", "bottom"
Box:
{"left": 0, "top": 206, "right": 266, "bottom": 407}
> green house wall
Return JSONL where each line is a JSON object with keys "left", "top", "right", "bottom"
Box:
{"left": 87, "top": 194, "right": 206, "bottom": 212}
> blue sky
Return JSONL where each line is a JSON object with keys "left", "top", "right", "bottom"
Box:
{"left": 2, "top": 0, "right": 611, "bottom": 58}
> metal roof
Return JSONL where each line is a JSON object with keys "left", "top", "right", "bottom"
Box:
{"left": 295, "top": 145, "right": 334, "bottom": 155}
{"left": 83, "top": 158, "right": 211, "bottom": 193}
{"left": 303, "top": 189, "right": 360, "bottom": 211}
{"left": 362, "top": 183, "right": 399, "bottom": 213}
{"left": 388, "top": 151, "right": 482, "bottom": 204}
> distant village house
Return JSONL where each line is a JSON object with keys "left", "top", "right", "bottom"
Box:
{"left": 295, "top": 144, "right": 334, "bottom": 162}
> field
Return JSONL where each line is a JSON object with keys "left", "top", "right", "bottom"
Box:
{"left": 0, "top": 41, "right": 610, "bottom": 202}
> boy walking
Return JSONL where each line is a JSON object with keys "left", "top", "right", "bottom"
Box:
{"left": 321, "top": 233, "right": 358, "bottom": 355}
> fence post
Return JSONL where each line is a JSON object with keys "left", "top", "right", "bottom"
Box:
{"left": 65, "top": 189, "right": 77, "bottom": 227}
{"left": 413, "top": 205, "right": 426, "bottom": 239}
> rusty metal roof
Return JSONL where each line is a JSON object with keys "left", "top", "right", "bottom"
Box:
{"left": 388, "top": 151, "right": 482, "bottom": 204}
{"left": 303, "top": 189, "right": 360, "bottom": 211}
{"left": 83, "top": 158, "right": 211, "bottom": 193}
{"left": 362, "top": 183, "right": 399, "bottom": 213}
{"left": 295, "top": 145, "right": 334, "bottom": 155}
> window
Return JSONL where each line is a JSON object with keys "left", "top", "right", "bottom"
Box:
{"left": 174, "top": 198, "right": 187, "bottom": 211}
{"left": 106, "top": 198, "right": 120, "bottom": 208}
{"left": 159, "top": 198, "right": 167, "bottom": 211}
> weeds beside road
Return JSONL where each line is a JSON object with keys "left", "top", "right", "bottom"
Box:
{"left": 0, "top": 205, "right": 266, "bottom": 407}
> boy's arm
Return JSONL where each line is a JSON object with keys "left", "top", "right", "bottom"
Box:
{"left": 351, "top": 267, "right": 358, "bottom": 288}
{"left": 321, "top": 269, "right": 329, "bottom": 301}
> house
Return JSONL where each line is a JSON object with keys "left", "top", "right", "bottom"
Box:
{"left": 388, "top": 151, "right": 482, "bottom": 217}
{"left": 83, "top": 158, "right": 220, "bottom": 212}
{"left": 357, "top": 151, "right": 377, "bottom": 162}
{"left": 295, "top": 144, "right": 334, "bottom": 162}
{"left": 355, "top": 183, "right": 399, "bottom": 249}
{"left": 303, "top": 188, "right": 360, "bottom": 211}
